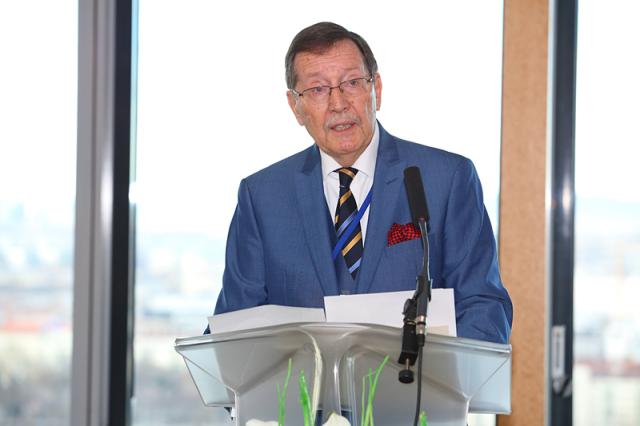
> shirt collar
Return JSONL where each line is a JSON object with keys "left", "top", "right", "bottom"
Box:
{"left": 320, "top": 121, "right": 379, "bottom": 178}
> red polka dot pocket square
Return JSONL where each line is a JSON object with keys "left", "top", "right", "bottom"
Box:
{"left": 387, "top": 222, "right": 422, "bottom": 247}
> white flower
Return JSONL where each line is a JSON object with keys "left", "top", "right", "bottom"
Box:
{"left": 322, "top": 412, "right": 351, "bottom": 426}
{"left": 245, "top": 420, "right": 278, "bottom": 426}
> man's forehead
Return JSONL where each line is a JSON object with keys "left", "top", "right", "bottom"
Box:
{"left": 293, "top": 41, "right": 366, "bottom": 80}
{"left": 299, "top": 65, "right": 365, "bottom": 80}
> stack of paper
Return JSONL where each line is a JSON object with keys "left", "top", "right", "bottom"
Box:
{"left": 208, "top": 289, "right": 456, "bottom": 337}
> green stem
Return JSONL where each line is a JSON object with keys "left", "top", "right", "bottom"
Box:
{"left": 299, "top": 370, "right": 313, "bottom": 426}
{"left": 278, "top": 358, "right": 293, "bottom": 426}
{"left": 364, "top": 355, "right": 389, "bottom": 426}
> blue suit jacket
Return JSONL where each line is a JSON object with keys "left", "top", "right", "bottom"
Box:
{"left": 214, "top": 123, "right": 512, "bottom": 343}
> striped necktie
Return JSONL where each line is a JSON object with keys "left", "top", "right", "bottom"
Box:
{"left": 334, "top": 167, "right": 363, "bottom": 279}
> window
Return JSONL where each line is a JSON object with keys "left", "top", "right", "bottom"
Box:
{"left": 574, "top": 1, "right": 640, "bottom": 424}
{"left": 132, "top": 2, "right": 503, "bottom": 424}
{"left": 0, "top": 2, "right": 77, "bottom": 424}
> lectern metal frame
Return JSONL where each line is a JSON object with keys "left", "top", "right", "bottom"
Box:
{"left": 175, "top": 323, "right": 511, "bottom": 426}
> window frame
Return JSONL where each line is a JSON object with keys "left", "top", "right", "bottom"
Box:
{"left": 549, "top": 0, "right": 578, "bottom": 424}
{"left": 72, "top": 0, "right": 135, "bottom": 424}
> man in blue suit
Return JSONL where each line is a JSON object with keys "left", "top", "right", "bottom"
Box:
{"left": 212, "top": 22, "right": 512, "bottom": 344}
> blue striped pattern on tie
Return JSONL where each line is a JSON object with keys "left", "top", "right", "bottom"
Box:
{"left": 334, "top": 167, "right": 363, "bottom": 278}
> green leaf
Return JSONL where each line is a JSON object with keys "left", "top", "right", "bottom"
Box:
{"left": 362, "top": 355, "right": 390, "bottom": 426}
{"left": 277, "top": 358, "right": 293, "bottom": 426}
{"left": 298, "top": 370, "right": 313, "bottom": 426}
{"left": 419, "top": 410, "right": 428, "bottom": 426}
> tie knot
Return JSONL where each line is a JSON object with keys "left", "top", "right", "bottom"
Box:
{"left": 337, "top": 167, "right": 358, "bottom": 188}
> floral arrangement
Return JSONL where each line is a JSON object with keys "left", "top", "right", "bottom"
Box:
{"left": 246, "top": 355, "right": 427, "bottom": 426}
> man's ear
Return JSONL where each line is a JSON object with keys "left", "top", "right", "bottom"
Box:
{"left": 374, "top": 73, "right": 382, "bottom": 111}
{"left": 287, "top": 91, "right": 305, "bottom": 126}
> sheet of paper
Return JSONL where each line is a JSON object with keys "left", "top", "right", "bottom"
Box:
{"left": 208, "top": 304, "right": 326, "bottom": 335}
{"left": 324, "top": 289, "right": 457, "bottom": 337}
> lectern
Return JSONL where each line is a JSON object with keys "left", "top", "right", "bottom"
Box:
{"left": 175, "top": 323, "right": 511, "bottom": 426}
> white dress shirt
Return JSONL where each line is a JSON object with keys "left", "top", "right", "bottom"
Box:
{"left": 320, "top": 122, "right": 379, "bottom": 244}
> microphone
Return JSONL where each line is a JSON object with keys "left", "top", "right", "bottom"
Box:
{"left": 403, "top": 166, "right": 430, "bottom": 228}
{"left": 398, "top": 167, "right": 433, "bottom": 385}
{"left": 403, "top": 166, "right": 432, "bottom": 338}
{"left": 399, "top": 166, "right": 434, "bottom": 426}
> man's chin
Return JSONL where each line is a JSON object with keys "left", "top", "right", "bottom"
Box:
{"left": 328, "top": 144, "right": 367, "bottom": 164}
{"left": 331, "top": 132, "right": 367, "bottom": 150}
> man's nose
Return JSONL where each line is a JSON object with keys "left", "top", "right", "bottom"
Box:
{"left": 328, "top": 86, "right": 348, "bottom": 111}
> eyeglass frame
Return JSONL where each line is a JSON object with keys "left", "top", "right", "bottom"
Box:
{"left": 290, "top": 76, "right": 374, "bottom": 102}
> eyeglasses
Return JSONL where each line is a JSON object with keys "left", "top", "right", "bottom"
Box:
{"left": 291, "top": 76, "right": 373, "bottom": 104}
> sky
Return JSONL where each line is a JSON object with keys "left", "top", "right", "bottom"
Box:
{"left": 0, "top": 1, "right": 77, "bottom": 222}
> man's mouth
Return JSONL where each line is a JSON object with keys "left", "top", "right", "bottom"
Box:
{"left": 333, "top": 123, "right": 353, "bottom": 131}
{"left": 329, "top": 120, "right": 357, "bottom": 132}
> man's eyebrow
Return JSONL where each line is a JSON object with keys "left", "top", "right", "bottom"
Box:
{"left": 301, "top": 67, "right": 365, "bottom": 83}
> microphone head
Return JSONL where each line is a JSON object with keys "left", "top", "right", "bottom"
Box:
{"left": 404, "top": 166, "right": 430, "bottom": 226}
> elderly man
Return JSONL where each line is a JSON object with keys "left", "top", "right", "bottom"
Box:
{"left": 211, "top": 22, "right": 512, "bottom": 344}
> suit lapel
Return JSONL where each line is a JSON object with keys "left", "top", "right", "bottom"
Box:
{"left": 294, "top": 146, "right": 340, "bottom": 297}
{"left": 356, "top": 124, "right": 407, "bottom": 293}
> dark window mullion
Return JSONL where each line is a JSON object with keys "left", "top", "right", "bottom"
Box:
{"left": 109, "top": 0, "right": 134, "bottom": 424}
{"left": 550, "top": 0, "right": 578, "bottom": 425}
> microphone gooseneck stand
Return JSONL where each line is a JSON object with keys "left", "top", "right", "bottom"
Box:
{"left": 398, "top": 218, "right": 432, "bottom": 426}
{"left": 398, "top": 166, "right": 433, "bottom": 426}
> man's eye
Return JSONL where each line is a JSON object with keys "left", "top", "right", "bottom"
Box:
{"left": 309, "top": 86, "right": 327, "bottom": 95}
{"left": 346, "top": 79, "right": 360, "bottom": 87}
